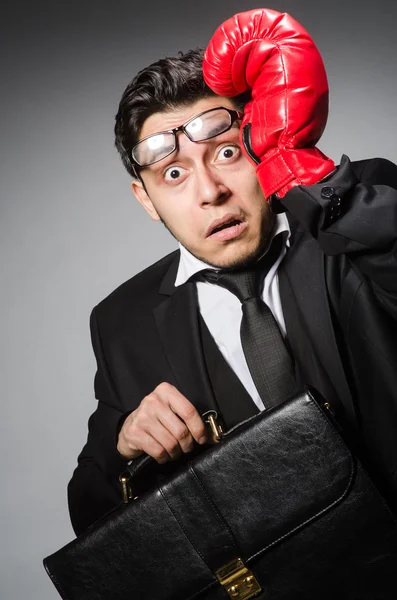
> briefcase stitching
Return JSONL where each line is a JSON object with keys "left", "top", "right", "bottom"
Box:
{"left": 43, "top": 561, "right": 68, "bottom": 600}
{"left": 247, "top": 395, "right": 356, "bottom": 563}
{"left": 189, "top": 464, "right": 240, "bottom": 551}
{"left": 44, "top": 392, "right": 362, "bottom": 599}
{"left": 159, "top": 486, "right": 210, "bottom": 566}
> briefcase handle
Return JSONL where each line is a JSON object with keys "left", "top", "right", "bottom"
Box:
{"left": 119, "top": 409, "right": 224, "bottom": 503}
{"left": 119, "top": 390, "right": 338, "bottom": 503}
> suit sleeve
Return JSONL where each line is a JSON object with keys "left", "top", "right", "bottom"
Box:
{"left": 280, "top": 155, "right": 397, "bottom": 318}
{"left": 67, "top": 308, "right": 130, "bottom": 536}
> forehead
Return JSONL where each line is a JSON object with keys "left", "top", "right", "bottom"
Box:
{"left": 139, "top": 96, "right": 238, "bottom": 140}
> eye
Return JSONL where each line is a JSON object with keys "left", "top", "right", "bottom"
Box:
{"left": 216, "top": 145, "right": 240, "bottom": 162}
{"left": 164, "top": 166, "right": 186, "bottom": 182}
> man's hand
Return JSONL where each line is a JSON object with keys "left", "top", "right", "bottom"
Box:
{"left": 203, "top": 8, "right": 335, "bottom": 199}
{"left": 117, "top": 382, "right": 209, "bottom": 463}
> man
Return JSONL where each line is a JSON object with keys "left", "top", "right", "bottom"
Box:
{"left": 68, "top": 9, "right": 397, "bottom": 537}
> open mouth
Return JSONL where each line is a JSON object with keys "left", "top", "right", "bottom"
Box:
{"left": 210, "top": 218, "right": 242, "bottom": 235}
{"left": 207, "top": 216, "right": 247, "bottom": 241}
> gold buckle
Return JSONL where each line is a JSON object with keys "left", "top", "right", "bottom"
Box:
{"left": 203, "top": 410, "right": 223, "bottom": 441}
{"left": 119, "top": 475, "right": 134, "bottom": 504}
{"left": 216, "top": 558, "right": 262, "bottom": 599}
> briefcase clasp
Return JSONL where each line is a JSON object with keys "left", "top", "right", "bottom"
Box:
{"left": 120, "top": 475, "right": 134, "bottom": 504}
{"left": 216, "top": 557, "right": 262, "bottom": 599}
{"left": 203, "top": 410, "right": 223, "bottom": 441}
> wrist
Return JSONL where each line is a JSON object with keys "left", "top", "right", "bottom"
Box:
{"left": 256, "top": 147, "right": 335, "bottom": 199}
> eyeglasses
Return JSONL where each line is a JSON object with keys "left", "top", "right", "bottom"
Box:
{"left": 131, "top": 106, "right": 243, "bottom": 169}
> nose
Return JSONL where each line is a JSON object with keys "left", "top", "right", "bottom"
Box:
{"left": 195, "top": 164, "right": 231, "bottom": 207}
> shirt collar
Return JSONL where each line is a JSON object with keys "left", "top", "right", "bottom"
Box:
{"left": 175, "top": 213, "right": 291, "bottom": 287}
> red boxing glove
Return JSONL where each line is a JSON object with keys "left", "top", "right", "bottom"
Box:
{"left": 203, "top": 8, "right": 335, "bottom": 200}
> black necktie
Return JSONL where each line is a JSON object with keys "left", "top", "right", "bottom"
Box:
{"left": 201, "top": 235, "right": 296, "bottom": 409}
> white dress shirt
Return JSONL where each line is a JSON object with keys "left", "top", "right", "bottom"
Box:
{"left": 174, "top": 214, "right": 291, "bottom": 411}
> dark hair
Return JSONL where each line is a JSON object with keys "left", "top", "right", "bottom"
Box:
{"left": 114, "top": 48, "right": 247, "bottom": 178}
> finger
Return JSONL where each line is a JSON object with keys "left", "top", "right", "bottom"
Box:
{"left": 137, "top": 389, "right": 187, "bottom": 456}
{"left": 119, "top": 407, "right": 178, "bottom": 462}
{"left": 157, "top": 410, "right": 195, "bottom": 454}
{"left": 159, "top": 383, "right": 208, "bottom": 444}
{"left": 119, "top": 428, "right": 171, "bottom": 463}
{"left": 142, "top": 418, "right": 183, "bottom": 461}
{"left": 140, "top": 430, "right": 175, "bottom": 464}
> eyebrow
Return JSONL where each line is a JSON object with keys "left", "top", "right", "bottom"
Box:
{"left": 138, "top": 135, "right": 175, "bottom": 164}
{"left": 144, "top": 123, "right": 241, "bottom": 175}
{"left": 208, "top": 120, "right": 241, "bottom": 138}
{"left": 144, "top": 145, "right": 169, "bottom": 164}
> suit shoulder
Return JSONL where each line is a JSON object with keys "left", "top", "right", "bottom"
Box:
{"left": 350, "top": 157, "right": 397, "bottom": 187}
{"left": 94, "top": 250, "right": 179, "bottom": 316}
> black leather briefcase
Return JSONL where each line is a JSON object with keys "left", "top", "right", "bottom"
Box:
{"left": 44, "top": 390, "right": 397, "bottom": 599}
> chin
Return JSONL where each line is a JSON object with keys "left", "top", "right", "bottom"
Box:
{"left": 195, "top": 241, "right": 267, "bottom": 270}
{"left": 171, "top": 213, "right": 275, "bottom": 270}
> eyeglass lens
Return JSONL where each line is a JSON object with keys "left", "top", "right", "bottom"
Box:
{"left": 132, "top": 108, "right": 234, "bottom": 167}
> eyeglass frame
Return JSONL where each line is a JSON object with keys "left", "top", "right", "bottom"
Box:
{"left": 130, "top": 106, "right": 244, "bottom": 172}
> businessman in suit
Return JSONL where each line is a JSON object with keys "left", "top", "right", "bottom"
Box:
{"left": 68, "top": 9, "right": 397, "bottom": 536}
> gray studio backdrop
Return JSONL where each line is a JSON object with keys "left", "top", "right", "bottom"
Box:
{"left": 1, "top": 0, "right": 396, "bottom": 598}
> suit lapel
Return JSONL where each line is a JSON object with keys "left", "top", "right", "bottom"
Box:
{"left": 153, "top": 259, "right": 217, "bottom": 415}
{"left": 153, "top": 230, "right": 354, "bottom": 424}
{"left": 279, "top": 225, "right": 353, "bottom": 414}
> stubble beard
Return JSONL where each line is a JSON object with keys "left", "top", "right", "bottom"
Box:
{"left": 160, "top": 211, "right": 276, "bottom": 271}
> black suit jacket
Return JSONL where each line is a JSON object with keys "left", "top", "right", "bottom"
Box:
{"left": 68, "top": 156, "right": 397, "bottom": 536}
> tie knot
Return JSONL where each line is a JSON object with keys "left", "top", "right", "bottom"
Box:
{"left": 203, "top": 268, "right": 262, "bottom": 303}
{"left": 200, "top": 234, "right": 283, "bottom": 304}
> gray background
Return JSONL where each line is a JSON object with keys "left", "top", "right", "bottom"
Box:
{"left": 1, "top": 0, "right": 396, "bottom": 597}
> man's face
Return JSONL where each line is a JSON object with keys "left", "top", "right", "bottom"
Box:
{"left": 132, "top": 96, "right": 274, "bottom": 269}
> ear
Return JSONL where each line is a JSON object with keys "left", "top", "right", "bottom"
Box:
{"left": 131, "top": 180, "right": 161, "bottom": 222}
